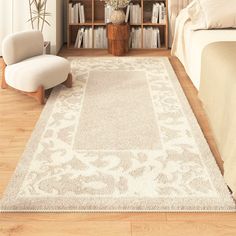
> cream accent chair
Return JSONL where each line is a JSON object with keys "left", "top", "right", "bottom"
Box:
{"left": 168, "top": 0, "right": 192, "bottom": 47}
{"left": 1, "top": 31, "right": 72, "bottom": 104}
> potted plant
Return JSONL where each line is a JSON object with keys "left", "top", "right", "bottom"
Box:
{"left": 28, "top": 0, "right": 51, "bottom": 54}
{"left": 104, "top": 0, "right": 130, "bottom": 24}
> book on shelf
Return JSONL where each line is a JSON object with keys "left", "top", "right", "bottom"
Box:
{"left": 125, "top": 5, "right": 130, "bottom": 23}
{"left": 130, "top": 27, "right": 142, "bottom": 48}
{"left": 84, "top": 28, "right": 93, "bottom": 48}
{"left": 159, "top": 3, "right": 166, "bottom": 24}
{"left": 80, "top": 5, "right": 85, "bottom": 23}
{"left": 143, "top": 27, "right": 161, "bottom": 48}
{"left": 94, "top": 27, "right": 108, "bottom": 49}
{"left": 104, "top": 5, "right": 113, "bottom": 23}
{"left": 74, "top": 28, "right": 85, "bottom": 48}
{"left": 151, "top": 2, "right": 166, "bottom": 24}
{"left": 69, "top": 3, "right": 85, "bottom": 24}
{"left": 151, "top": 3, "right": 159, "bottom": 23}
{"left": 129, "top": 3, "right": 142, "bottom": 25}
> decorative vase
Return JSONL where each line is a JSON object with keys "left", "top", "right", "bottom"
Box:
{"left": 110, "top": 9, "right": 126, "bottom": 24}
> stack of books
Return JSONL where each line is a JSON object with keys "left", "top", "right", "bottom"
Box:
{"left": 151, "top": 2, "right": 166, "bottom": 24}
{"left": 129, "top": 4, "right": 142, "bottom": 25}
{"left": 74, "top": 27, "right": 93, "bottom": 48}
{"left": 130, "top": 27, "right": 142, "bottom": 48}
{"left": 69, "top": 3, "right": 85, "bottom": 24}
{"left": 94, "top": 27, "right": 107, "bottom": 48}
{"left": 143, "top": 27, "right": 161, "bottom": 48}
{"left": 74, "top": 27, "right": 107, "bottom": 49}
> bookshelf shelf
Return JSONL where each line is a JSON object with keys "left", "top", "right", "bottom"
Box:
{"left": 142, "top": 23, "right": 166, "bottom": 26}
{"left": 69, "top": 23, "right": 93, "bottom": 26}
{"left": 67, "top": 0, "right": 168, "bottom": 50}
{"left": 94, "top": 21, "right": 107, "bottom": 26}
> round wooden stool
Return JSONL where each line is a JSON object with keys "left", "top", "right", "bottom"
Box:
{"left": 107, "top": 23, "right": 130, "bottom": 56}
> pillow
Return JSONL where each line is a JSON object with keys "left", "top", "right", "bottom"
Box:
{"left": 187, "top": 0, "right": 236, "bottom": 30}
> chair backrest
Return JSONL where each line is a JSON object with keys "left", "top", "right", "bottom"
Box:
{"left": 2, "top": 31, "right": 44, "bottom": 65}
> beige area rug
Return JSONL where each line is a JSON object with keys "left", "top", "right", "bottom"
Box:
{"left": 0, "top": 57, "right": 235, "bottom": 212}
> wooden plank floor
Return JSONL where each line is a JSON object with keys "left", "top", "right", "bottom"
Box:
{"left": 0, "top": 49, "right": 235, "bottom": 236}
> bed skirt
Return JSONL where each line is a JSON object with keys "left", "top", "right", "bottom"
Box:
{"left": 199, "top": 41, "right": 236, "bottom": 197}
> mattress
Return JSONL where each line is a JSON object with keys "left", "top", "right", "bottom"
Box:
{"left": 171, "top": 9, "right": 236, "bottom": 89}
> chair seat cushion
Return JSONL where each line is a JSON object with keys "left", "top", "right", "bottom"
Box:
{"left": 5, "top": 55, "right": 70, "bottom": 92}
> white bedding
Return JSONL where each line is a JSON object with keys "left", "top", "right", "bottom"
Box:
{"left": 171, "top": 9, "right": 236, "bottom": 89}
{"left": 168, "top": 0, "right": 192, "bottom": 46}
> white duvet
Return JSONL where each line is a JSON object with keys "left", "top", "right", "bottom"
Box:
{"left": 171, "top": 9, "right": 236, "bottom": 89}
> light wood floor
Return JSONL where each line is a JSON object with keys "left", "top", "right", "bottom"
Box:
{"left": 0, "top": 49, "right": 235, "bottom": 236}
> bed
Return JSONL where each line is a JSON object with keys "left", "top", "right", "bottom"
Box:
{"left": 171, "top": 8, "right": 236, "bottom": 89}
{"left": 169, "top": 0, "right": 236, "bottom": 196}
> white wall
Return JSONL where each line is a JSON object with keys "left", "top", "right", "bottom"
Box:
{"left": 56, "top": 0, "right": 65, "bottom": 53}
{"left": 0, "top": 0, "right": 64, "bottom": 55}
{"left": 0, "top": 0, "right": 13, "bottom": 55}
{"left": 63, "top": 0, "right": 68, "bottom": 43}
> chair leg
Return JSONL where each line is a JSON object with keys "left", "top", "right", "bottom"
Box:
{"left": 27, "top": 86, "right": 45, "bottom": 105}
{"left": 1, "top": 59, "right": 7, "bottom": 89}
{"left": 62, "top": 73, "right": 73, "bottom": 88}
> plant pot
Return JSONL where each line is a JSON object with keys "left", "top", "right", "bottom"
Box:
{"left": 43, "top": 41, "right": 51, "bottom": 54}
{"left": 110, "top": 9, "right": 126, "bottom": 25}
